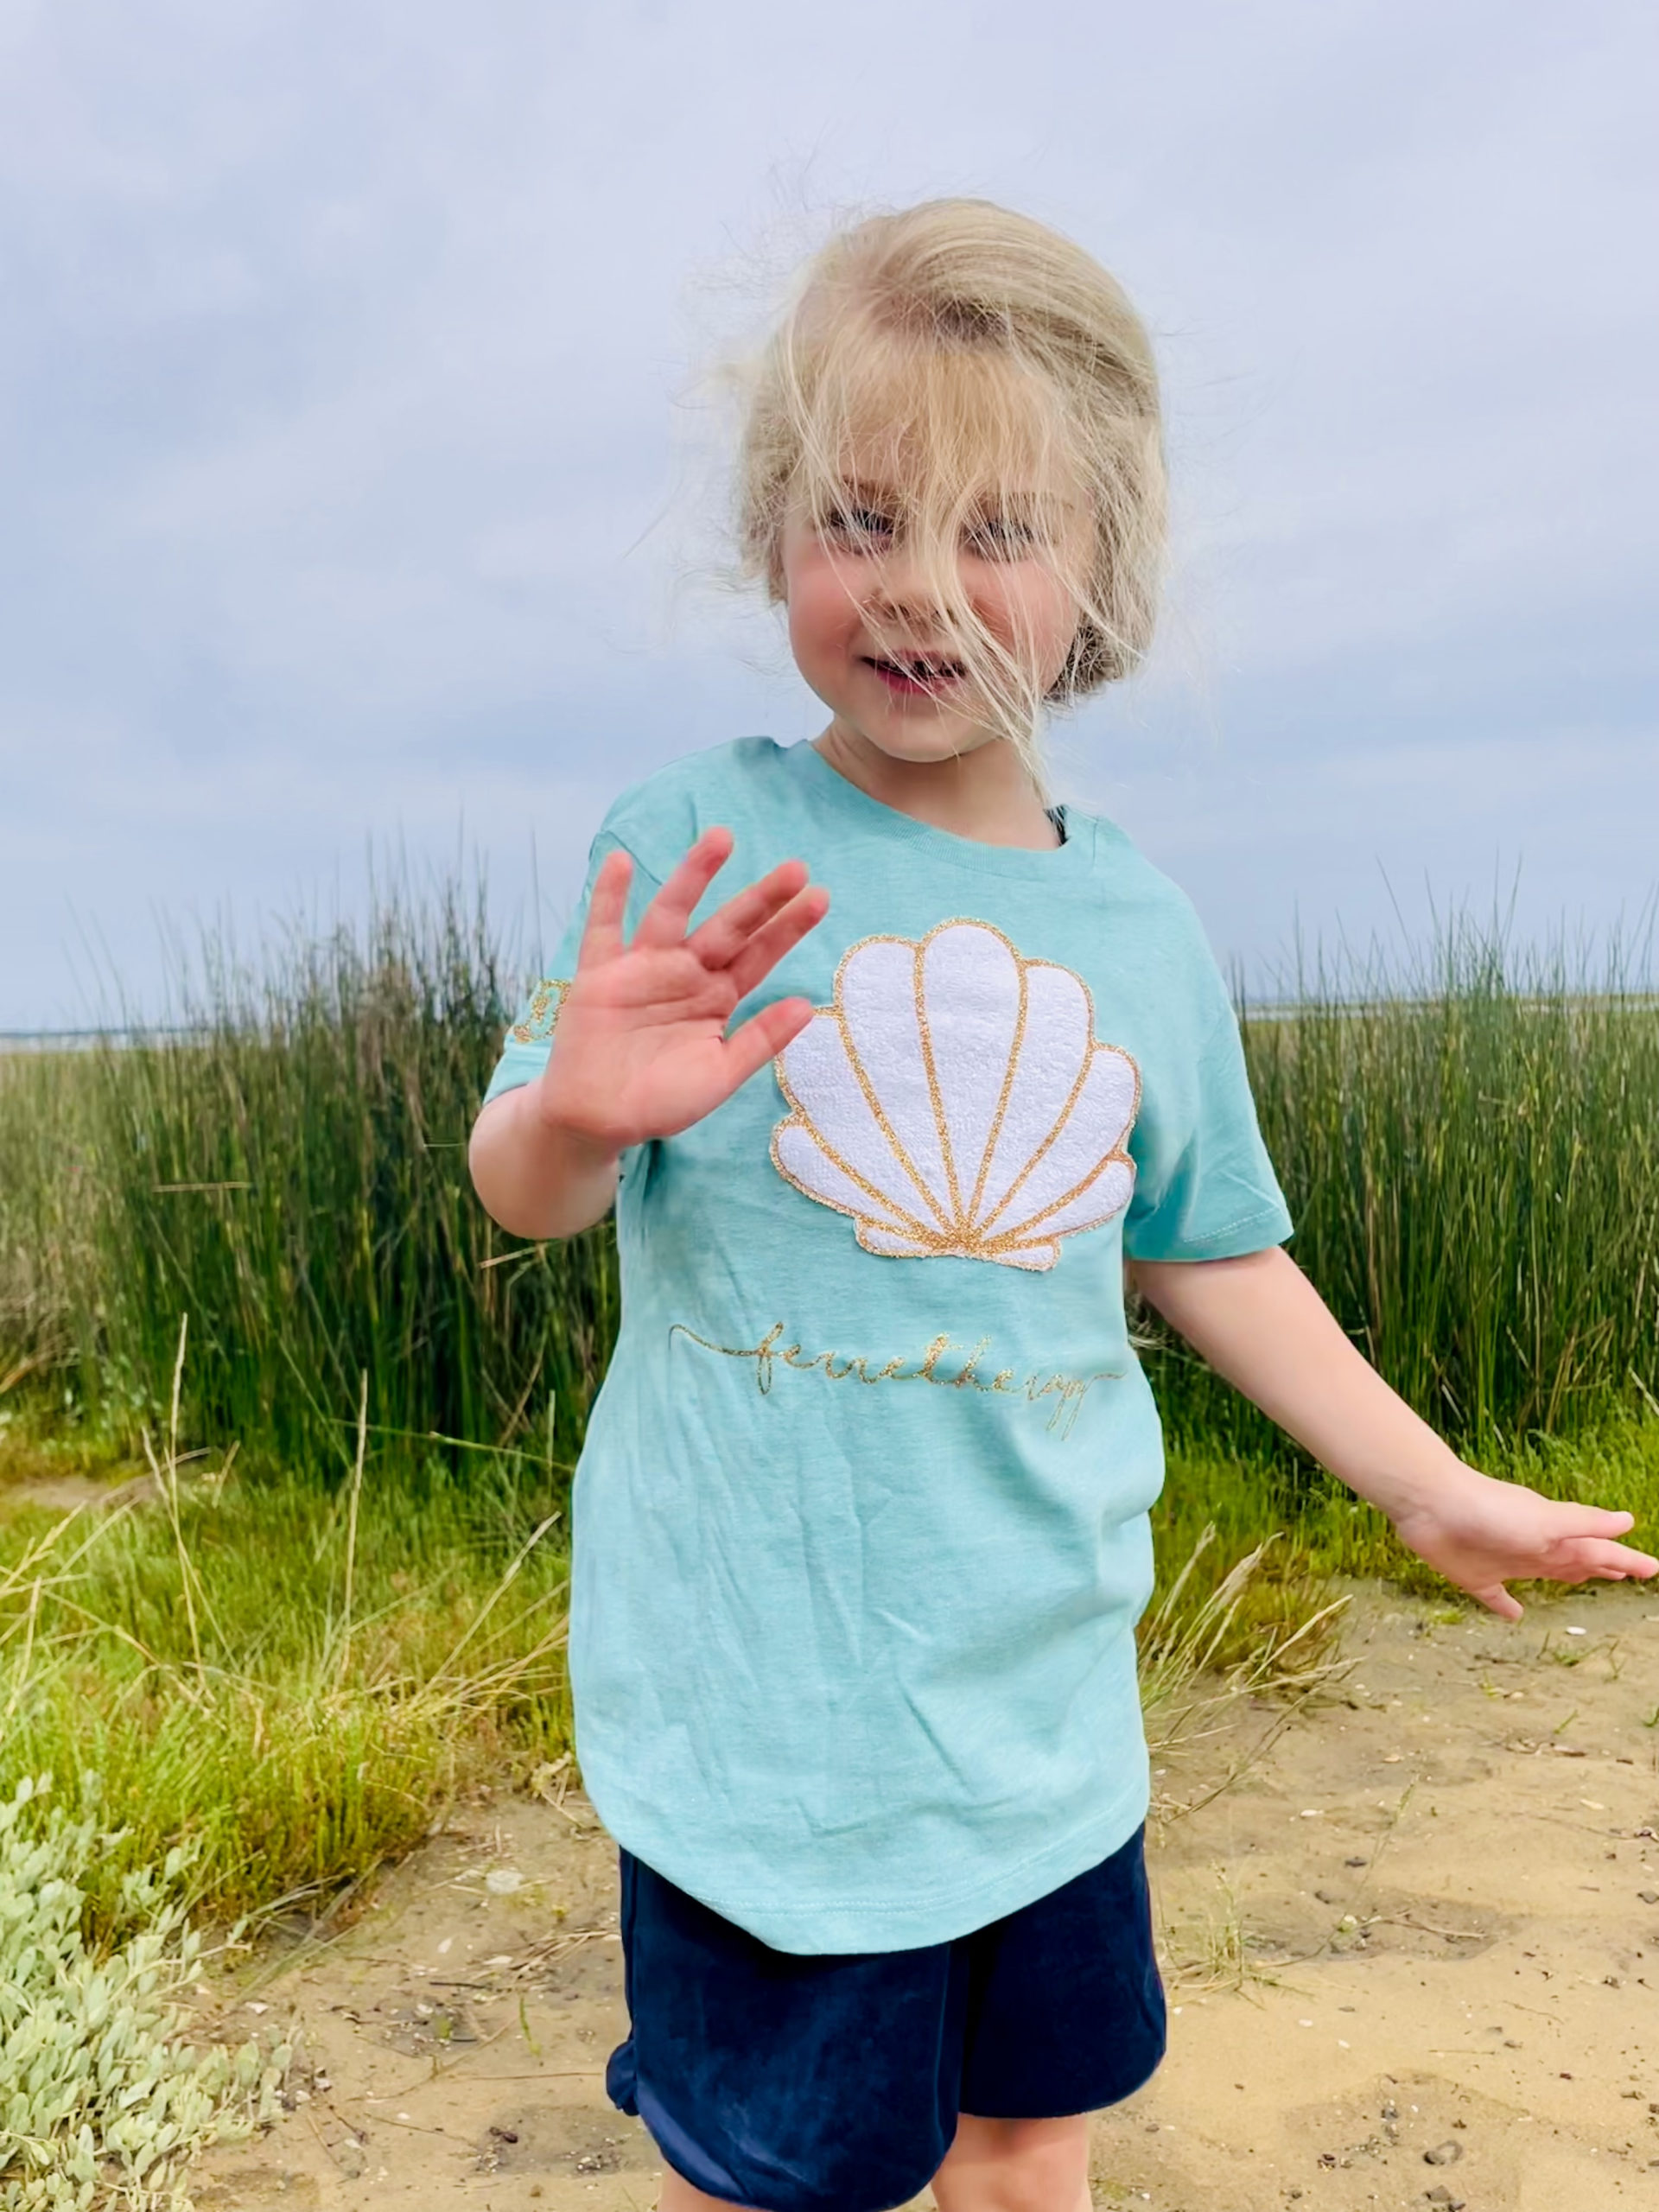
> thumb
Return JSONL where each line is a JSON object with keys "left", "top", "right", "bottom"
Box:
{"left": 1586, "top": 1508, "right": 1637, "bottom": 1535}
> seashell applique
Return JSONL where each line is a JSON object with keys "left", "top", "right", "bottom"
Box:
{"left": 770, "top": 918, "right": 1140, "bottom": 1270}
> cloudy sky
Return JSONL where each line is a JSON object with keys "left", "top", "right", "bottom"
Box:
{"left": 3, "top": 0, "right": 1656, "bottom": 1029}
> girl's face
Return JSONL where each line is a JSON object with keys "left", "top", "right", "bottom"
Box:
{"left": 779, "top": 461, "right": 1092, "bottom": 767}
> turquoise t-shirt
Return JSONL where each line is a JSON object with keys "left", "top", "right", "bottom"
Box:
{"left": 484, "top": 736, "right": 1292, "bottom": 1954}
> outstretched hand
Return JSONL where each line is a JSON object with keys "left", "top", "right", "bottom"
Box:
{"left": 532, "top": 828, "right": 830, "bottom": 1154}
{"left": 1391, "top": 1467, "right": 1659, "bottom": 1622}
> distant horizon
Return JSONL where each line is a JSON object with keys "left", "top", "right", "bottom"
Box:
{"left": 8, "top": 851, "right": 1656, "bottom": 1046}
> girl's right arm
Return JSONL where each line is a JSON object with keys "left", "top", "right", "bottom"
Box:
{"left": 468, "top": 828, "right": 830, "bottom": 1243}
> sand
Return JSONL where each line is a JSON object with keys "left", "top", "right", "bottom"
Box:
{"left": 191, "top": 1579, "right": 1659, "bottom": 2211}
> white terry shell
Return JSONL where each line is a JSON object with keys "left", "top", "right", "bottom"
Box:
{"left": 771, "top": 918, "right": 1141, "bottom": 1270}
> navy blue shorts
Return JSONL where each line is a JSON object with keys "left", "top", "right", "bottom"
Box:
{"left": 605, "top": 1823, "right": 1166, "bottom": 2212}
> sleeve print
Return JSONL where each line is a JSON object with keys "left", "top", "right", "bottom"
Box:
{"left": 509, "top": 977, "right": 571, "bottom": 1046}
{"left": 480, "top": 832, "right": 664, "bottom": 1109}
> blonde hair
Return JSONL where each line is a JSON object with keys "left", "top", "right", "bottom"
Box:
{"left": 733, "top": 198, "right": 1166, "bottom": 779}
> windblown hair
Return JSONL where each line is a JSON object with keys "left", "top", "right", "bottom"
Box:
{"left": 734, "top": 198, "right": 1166, "bottom": 778}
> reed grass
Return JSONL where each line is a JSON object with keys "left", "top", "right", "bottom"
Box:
{"left": 1, "top": 881, "right": 619, "bottom": 1478}
{"left": 1141, "top": 917, "right": 1659, "bottom": 1463}
{"left": 5, "top": 885, "right": 1653, "bottom": 1483}
{"left": 0, "top": 1051, "right": 97, "bottom": 1406}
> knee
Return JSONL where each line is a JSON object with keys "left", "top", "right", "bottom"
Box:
{"left": 933, "top": 2113, "right": 1091, "bottom": 2212}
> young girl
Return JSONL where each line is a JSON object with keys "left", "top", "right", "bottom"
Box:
{"left": 468, "top": 200, "right": 1655, "bottom": 2212}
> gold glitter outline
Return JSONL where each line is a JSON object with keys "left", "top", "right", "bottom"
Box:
{"left": 963, "top": 952, "right": 1028, "bottom": 1229}
{"left": 977, "top": 1047, "right": 1142, "bottom": 1240}
{"left": 509, "top": 977, "right": 571, "bottom": 1046}
{"left": 832, "top": 944, "right": 957, "bottom": 1233}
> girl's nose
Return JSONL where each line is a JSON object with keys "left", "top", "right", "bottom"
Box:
{"left": 868, "top": 543, "right": 947, "bottom": 622}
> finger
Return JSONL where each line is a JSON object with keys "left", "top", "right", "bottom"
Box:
{"left": 632, "top": 828, "right": 735, "bottom": 950}
{"left": 577, "top": 848, "right": 634, "bottom": 968}
{"left": 1561, "top": 1540, "right": 1659, "bottom": 1580}
{"left": 1546, "top": 1505, "right": 1639, "bottom": 1542}
{"left": 724, "top": 885, "right": 833, "bottom": 1001}
{"left": 1573, "top": 1508, "right": 1637, "bottom": 1536}
{"left": 685, "top": 859, "right": 811, "bottom": 969}
{"left": 716, "top": 995, "right": 817, "bottom": 1093}
{"left": 1472, "top": 1581, "right": 1524, "bottom": 1623}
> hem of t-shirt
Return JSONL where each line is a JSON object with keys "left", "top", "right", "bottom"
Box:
{"left": 1123, "top": 1201, "right": 1294, "bottom": 1265}
{"left": 584, "top": 1764, "right": 1151, "bottom": 1956}
{"left": 482, "top": 1046, "right": 548, "bottom": 1106}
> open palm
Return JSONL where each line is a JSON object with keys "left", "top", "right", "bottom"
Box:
{"left": 532, "top": 827, "right": 830, "bottom": 1153}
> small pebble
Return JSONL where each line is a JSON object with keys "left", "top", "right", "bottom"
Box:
{"left": 1425, "top": 2139, "right": 1464, "bottom": 2165}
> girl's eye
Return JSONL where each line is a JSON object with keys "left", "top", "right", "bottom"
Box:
{"left": 823, "top": 505, "right": 893, "bottom": 548}
{"left": 966, "top": 516, "right": 1039, "bottom": 558}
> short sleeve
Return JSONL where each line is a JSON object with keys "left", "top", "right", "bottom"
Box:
{"left": 1122, "top": 996, "right": 1294, "bottom": 1262}
{"left": 481, "top": 831, "right": 664, "bottom": 1106}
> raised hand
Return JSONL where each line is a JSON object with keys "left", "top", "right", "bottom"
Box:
{"left": 531, "top": 827, "right": 830, "bottom": 1154}
{"left": 1390, "top": 1468, "right": 1659, "bottom": 1622}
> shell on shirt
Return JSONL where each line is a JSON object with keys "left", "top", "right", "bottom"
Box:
{"left": 771, "top": 918, "right": 1140, "bottom": 1271}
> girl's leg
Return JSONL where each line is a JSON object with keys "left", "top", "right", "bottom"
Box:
{"left": 930, "top": 2110, "right": 1093, "bottom": 2212}
{"left": 654, "top": 2113, "right": 1092, "bottom": 2211}
{"left": 656, "top": 2167, "right": 749, "bottom": 2211}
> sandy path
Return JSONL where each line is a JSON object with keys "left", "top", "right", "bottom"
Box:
{"left": 194, "top": 1580, "right": 1659, "bottom": 2211}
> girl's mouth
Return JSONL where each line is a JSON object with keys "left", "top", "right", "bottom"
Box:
{"left": 862, "top": 655, "right": 966, "bottom": 698}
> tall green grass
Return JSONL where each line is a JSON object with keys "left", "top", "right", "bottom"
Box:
{"left": 0, "top": 1050, "right": 97, "bottom": 1402}
{"left": 3, "top": 887, "right": 1656, "bottom": 1481}
{"left": 1141, "top": 920, "right": 1659, "bottom": 1464}
{"left": 3, "top": 884, "right": 618, "bottom": 1479}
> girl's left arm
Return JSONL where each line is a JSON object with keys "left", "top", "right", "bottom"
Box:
{"left": 1130, "top": 1247, "right": 1659, "bottom": 1620}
